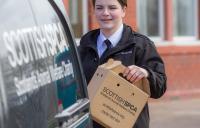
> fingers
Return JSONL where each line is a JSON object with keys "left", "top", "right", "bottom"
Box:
{"left": 129, "top": 72, "right": 144, "bottom": 83}
{"left": 123, "top": 65, "right": 148, "bottom": 84}
{"left": 123, "top": 65, "right": 137, "bottom": 78}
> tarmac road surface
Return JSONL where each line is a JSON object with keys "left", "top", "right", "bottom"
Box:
{"left": 149, "top": 98, "right": 200, "bottom": 128}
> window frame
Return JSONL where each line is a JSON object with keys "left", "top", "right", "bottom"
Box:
{"left": 136, "top": 0, "right": 164, "bottom": 41}
{"left": 136, "top": 0, "right": 200, "bottom": 44}
{"left": 173, "top": 0, "right": 198, "bottom": 41}
{"left": 68, "top": 0, "right": 88, "bottom": 39}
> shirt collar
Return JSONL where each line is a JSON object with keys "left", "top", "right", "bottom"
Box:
{"left": 108, "top": 24, "right": 123, "bottom": 47}
{"left": 98, "top": 24, "right": 123, "bottom": 48}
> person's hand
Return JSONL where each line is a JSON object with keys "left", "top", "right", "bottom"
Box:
{"left": 123, "top": 65, "right": 148, "bottom": 84}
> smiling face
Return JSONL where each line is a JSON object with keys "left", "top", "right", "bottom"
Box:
{"left": 94, "top": 0, "right": 126, "bottom": 37}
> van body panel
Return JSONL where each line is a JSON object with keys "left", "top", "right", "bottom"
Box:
{"left": 0, "top": 0, "right": 90, "bottom": 128}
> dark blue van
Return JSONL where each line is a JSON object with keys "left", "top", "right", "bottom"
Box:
{"left": 0, "top": 0, "right": 91, "bottom": 128}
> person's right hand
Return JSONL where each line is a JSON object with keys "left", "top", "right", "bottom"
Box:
{"left": 123, "top": 65, "right": 148, "bottom": 84}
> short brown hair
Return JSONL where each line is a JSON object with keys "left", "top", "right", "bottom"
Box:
{"left": 92, "top": 0, "right": 127, "bottom": 8}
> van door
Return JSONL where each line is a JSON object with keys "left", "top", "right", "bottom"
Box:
{"left": 0, "top": 0, "right": 91, "bottom": 128}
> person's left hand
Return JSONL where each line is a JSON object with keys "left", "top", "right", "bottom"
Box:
{"left": 123, "top": 65, "right": 148, "bottom": 84}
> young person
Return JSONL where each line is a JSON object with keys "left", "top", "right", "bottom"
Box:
{"left": 79, "top": 0, "right": 167, "bottom": 127}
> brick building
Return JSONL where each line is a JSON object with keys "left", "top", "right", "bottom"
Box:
{"left": 63, "top": 0, "right": 200, "bottom": 99}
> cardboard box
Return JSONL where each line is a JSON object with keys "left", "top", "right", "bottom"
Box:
{"left": 88, "top": 59, "right": 150, "bottom": 128}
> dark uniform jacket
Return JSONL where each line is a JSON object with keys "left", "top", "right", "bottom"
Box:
{"left": 79, "top": 24, "right": 167, "bottom": 128}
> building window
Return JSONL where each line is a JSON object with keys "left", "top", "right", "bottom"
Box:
{"left": 68, "top": 0, "right": 88, "bottom": 38}
{"left": 173, "top": 0, "right": 196, "bottom": 37}
{"left": 137, "top": 0, "right": 163, "bottom": 38}
{"left": 137, "top": 0, "right": 198, "bottom": 43}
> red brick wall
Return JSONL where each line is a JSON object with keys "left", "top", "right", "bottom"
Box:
{"left": 164, "top": 0, "right": 173, "bottom": 41}
{"left": 198, "top": 0, "right": 200, "bottom": 39}
{"left": 124, "top": 0, "right": 137, "bottom": 30}
{"left": 88, "top": 1, "right": 99, "bottom": 29}
{"left": 158, "top": 46, "right": 200, "bottom": 99}
{"left": 62, "top": 0, "right": 69, "bottom": 12}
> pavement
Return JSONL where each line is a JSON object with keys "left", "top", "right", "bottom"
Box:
{"left": 149, "top": 98, "right": 200, "bottom": 128}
